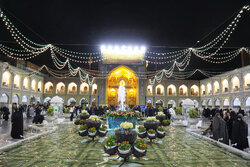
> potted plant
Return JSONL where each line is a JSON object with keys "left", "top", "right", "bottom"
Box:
{"left": 138, "top": 125, "right": 147, "bottom": 138}
{"left": 86, "top": 115, "right": 101, "bottom": 130}
{"left": 98, "top": 124, "right": 108, "bottom": 137}
{"left": 144, "top": 117, "right": 159, "bottom": 130}
{"left": 147, "top": 129, "right": 156, "bottom": 139}
{"left": 46, "top": 107, "right": 54, "bottom": 116}
{"left": 79, "top": 124, "right": 88, "bottom": 136}
{"left": 104, "top": 135, "right": 117, "bottom": 155}
{"left": 134, "top": 138, "right": 147, "bottom": 153}
{"left": 175, "top": 107, "right": 184, "bottom": 120}
{"left": 88, "top": 127, "right": 97, "bottom": 137}
{"left": 74, "top": 118, "right": 80, "bottom": 125}
{"left": 64, "top": 108, "right": 70, "bottom": 114}
{"left": 156, "top": 111, "right": 166, "bottom": 124}
{"left": 188, "top": 109, "right": 199, "bottom": 125}
{"left": 156, "top": 126, "right": 165, "bottom": 138}
{"left": 79, "top": 119, "right": 85, "bottom": 125}
{"left": 80, "top": 110, "right": 90, "bottom": 120}
{"left": 115, "top": 122, "right": 137, "bottom": 144}
{"left": 118, "top": 141, "right": 131, "bottom": 154}
{"left": 162, "top": 119, "right": 170, "bottom": 126}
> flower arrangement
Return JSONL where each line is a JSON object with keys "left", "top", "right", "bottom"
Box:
{"left": 88, "top": 115, "right": 100, "bottom": 121}
{"left": 47, "top": 107, "right": 54, "bottom": 116}
{"left": 157, "top": 126, "right": 164, "bottom": 132}
{"left": 107, "top": 111, "right": 140, "bottom": 119}
{"left": 118, "top": 141, "right": 131, "bottom": 151}
{"left": 162, "top": 119, "right": 170, "bottom": 126}
{"left": 79, "top": 119, "right": 85, "bottom": 125}
{"left": 99, "top": 124, "right": 107, "bottom": 131}
{"left": 189, "top": 109, "right": 198, "bottom": 118}
{"left": 88, "top": 127, "right": 96, "bottom": 133}
{"left": 105, "top": 137, "right": 116, "bottom": 147}
{"left": 148, "top": 129, "right": 156, "bottom": 134}
{"left": 157, "top": 112, "right": 165, "bottom": 116}
{"left": 120, "top": 121, "right": 133, "bottom": 130}
{"left": 74, "top": 118, "right": 80, "bottom": 125}
{"left": 138, "top": 126, "right": 146, "bottom": 133}
{"left": 146, "top": 116, "right": 158, "bottom": 122}
{"left": 135, "top": 139, "right": 147, "bottom": 150}
{"left": 81, "top": 110, "right": 89, "bottom": 115}
{"left": 79, "top": 124, "right": 87, "bottom": 131}
{"left": 175, "top": 107, "right": 182, "bottom": 115}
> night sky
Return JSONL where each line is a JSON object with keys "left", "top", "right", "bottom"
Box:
{"left": 0, "top": 0, "right": 249, "bottom": 79}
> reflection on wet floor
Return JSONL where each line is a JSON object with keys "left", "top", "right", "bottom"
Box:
{"left": 0, "top": 124, "right": 250, "bottom": 167}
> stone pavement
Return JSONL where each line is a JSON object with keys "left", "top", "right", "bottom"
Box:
{"left": 0, "top": 117, "right": 33, "bottom": 147}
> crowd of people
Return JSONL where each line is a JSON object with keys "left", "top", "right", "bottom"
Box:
{"left": 0, "top": 103, "right": 47, "bottom": 139}
{"left": 202, "top": 107, "right": 249, "bottom": 151}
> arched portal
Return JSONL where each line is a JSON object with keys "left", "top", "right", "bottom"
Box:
{"left": 107, "top": 66, "right": 138, "bottom": 107}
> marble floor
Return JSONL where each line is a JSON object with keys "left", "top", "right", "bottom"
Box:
{"left": 0, "top": 123, "right": 250, "bottom": 167}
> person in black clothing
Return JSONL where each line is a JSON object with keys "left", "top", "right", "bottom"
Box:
{"left": 212, "top": 113, "right": 229, "bottom": 144}
{"left": 33, "top": 106, "right": 44, "bottom": 124}
{"left": 231, "top": 114, "right": 249, "bottom": 150}
{"left": 224, "top": 111, "right": 233, "bottom": 142}
{"left": 11, "top": 103, "right": 24, "bottom": 139}
{"left": 2, "top": 106, "right": 10, "bottom": 121}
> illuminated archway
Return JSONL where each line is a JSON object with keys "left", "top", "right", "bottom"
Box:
{"left": 56, "top": 82, "right": 65, "bottom": 94}
{"left": 167, "top": 84, "right": 176, "bottom": 96}
{"left": 207, "top": 83, "right": 212, "bottom": 95}
{"left": 23, "top": 77, "right": 29, "bottom": 90}
{"left": 201, "top": 84, "right": 205, "bottom": 95}
{"left": 190, "top": 85, "right": 199, "bottom": 96}
{"left": 243, "top": 73, "right": 250, "bottom": 90}
{"left": 231, "top": 76, "right": 240, "bottom": 92}
{"left": 156, "top": 84, "right": 164, "bottom": 95}
{"left": 2, "top": 71, "right": 11, "bottom": 87}
{"left": 14, "top": 75, "right": 21, "bottom": 89}
{"left": 107, "top": 66, "right": 138, "bottom": 106}
{"left": 80, "top": 82, "right": 89, "bottom": 94}
{"left": 31, "top": 79, "right": 36, "bottom": 91}
{"left": 222, "top": 79, "right": 229, "bottom": 93}
{"left": 68, "top": 82, "right": 77, "bottom": 94}
{"left": 179, "top": 84, "right": 187, "bottom": 96}
{"left": 147, "top": 85, "right": 153, "bottom": 96}
{"left": 213, "top": 81, "right": 219, "bottom": 94}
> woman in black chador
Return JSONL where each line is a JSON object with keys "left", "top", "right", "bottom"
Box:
{"left": 212, "top": 113, "right": 229, "bottom": 144}
{"left": 11, "top": 103, "right": 24, "bottom": 139}
{"left": 231, "top": 114, "right": 249, "bottom": 150}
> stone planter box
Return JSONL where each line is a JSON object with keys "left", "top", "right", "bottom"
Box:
{"left": 188, "top": 118, "right": 199, "bottom": 125}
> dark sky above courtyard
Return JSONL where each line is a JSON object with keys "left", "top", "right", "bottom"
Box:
{"left": 0, "top": 0, "right": 249, "bottom": 79}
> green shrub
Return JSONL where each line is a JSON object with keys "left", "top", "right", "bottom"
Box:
{"left": 189, "top": 109, "right": 198, "bottom": 118}
{"left": 47, "top": 107, "right": 54, "bottom": 116}
{"left": 64, "top": 108, "right": 70, "bottom": 114}
{"left": 175, "top": 107, "right": 182, "bottom": 115}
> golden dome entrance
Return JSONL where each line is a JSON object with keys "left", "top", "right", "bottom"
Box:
{"left": 106, "top": 66, "right": 138, "bottom": 107}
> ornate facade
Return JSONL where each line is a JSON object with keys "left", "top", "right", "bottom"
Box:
{"left": 1, "top": 60, "right": 250, "bottom": 111}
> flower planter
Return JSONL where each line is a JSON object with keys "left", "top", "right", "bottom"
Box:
{"left": 118, "top": 148, "right": 131, "bottom": 154}
{"left": 138, "top": 131, "right": 147, "bottom": 138}
{"left": 162, "top": 122, "right": 170, "bottom": 126}
{"left": 144, "top": 121, "right": 159, "bottom": 130}
{"left": 134, "top": 146, "right": 146, "bottom": 153}
{"left": 74, "top": 121, "right": 80, "bottom": 125}
{"left": 188, "top": 118, "right": 199, "bottom": 125}
{"left": 88, "top": 131, "right": 96, "bottom": 137}
{"left": 78, "top": 129, "right": 88, "bottom": 136}
{"left": 80, "top": 114, "right": 89, "bottom": 120}
{"left": 115, "top": 129, "right": 137, "bottom": 144}
{"left": 156, "top": 130, "right": 165, "bottom": 138}
{"left": 175, "top": 115, "right": 184, "bottom": 120}
{"left": 133, "top": 147, "right": 147, "bottom": 158}
{"left": 104, "top": 145, "right": 117, "bottom": 155}
{"left": 147, "top": 132, "right": 156, "bottom": 139}
{"left": 156, "top": 115, "right": 165, "bottom": 124}
{"left": 85, "top": 120, "right": 101, "bottom": 130}
{"left": 97, "top": 130, "right": 108, "bottom": 137}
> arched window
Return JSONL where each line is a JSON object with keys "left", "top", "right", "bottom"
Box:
{"left": 233, "top": 97, "right": 241, "bottom": 107}
{"left": 207, "top": 83, "right": 212, "bottom": 95}
{"left": 222, "top": 79, "right": 229, "bottom": 93}
{"left": 38, "top": 81, "right": 42, "bottom": 92}
{"left": 56, "top": 82, "right": 65, "bottom": 94}
{"left": 213, "top": 81, "right": 219, "bottom": 94}
{"left": 80, "top": 82, "right": 89, "bottom": 94}
{"left": 147, "top": 85, "right": 153, "bottom": 96}
{"left": 23, "top": 77, "right": 29, "bottom": 90}
{"left": 92, "top": 84, "right": 97, "bottom": 95}
{"left": 13, "top": 75, "right": 21, "bottom": 89}
{"left": 44, "top": 82, "right": 53, "bottom": 93}
{"left": 243, "top": 73, "right": 250, "bottom": 90}
{"left": 190, "top": 85, "right": 199, "bottom": 96}
{"left": 156, "top": 84, "right": 164, "bottom": 95}
{"left": 12, "top": 94, "right": 19, "bottom": 104}
{"left": 179, "top": 85, "right": 187, "bottom": 96}
{"left": 215, "top": 99, "right": 220, "bottom": 107}
{"left": 22, "top": 96, "right": 28, "bottom": 104}
{"left": 0, "top": 93, "right": 8, "bottom": 103}
{"left": 201, "top": 84, "right": 205, "bottom": 95}
{"left": 223, "top": 99, "right": 229, "bottom": 107}
{"left": 167, "top": 84, "right": 176, "bottom": 96}
{"left": 231, "top": 76, "right": 240, "bottom": 92}
{"left": 68, "top": 82, "right": 77, "bottom": 94}
{"left": 31, "top": 79, "right": 36, "bottom": 91}
{"left": 2, "top": 71, "right": 11, "bottom": 87}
